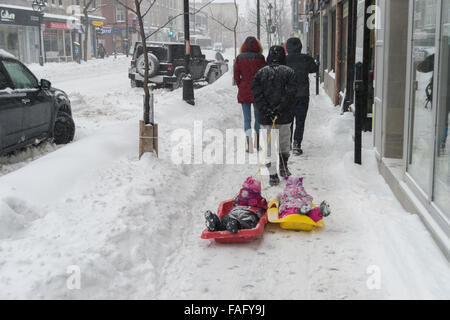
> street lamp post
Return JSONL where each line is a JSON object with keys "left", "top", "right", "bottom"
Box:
{"left": 183, "top": 0, "right": 194, "bottom": 105}
{"left": 32, "top": 0, "right": 46, "bottom": 66}
{"left": 257, "top": 0, "right": 260, "bottom": 40}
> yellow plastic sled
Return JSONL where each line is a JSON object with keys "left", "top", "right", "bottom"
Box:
{"left": 267, "top": 199, "right": 324, "bottom": 231}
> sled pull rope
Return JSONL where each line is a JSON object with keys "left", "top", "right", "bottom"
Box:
{"left": 255, "top": 116, "right": 277, "bottom": 200}
{"left": 231, "top": 116, "right": 277, "bottom": 202}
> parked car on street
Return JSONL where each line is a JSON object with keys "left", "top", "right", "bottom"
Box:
{"left": 128, "top": 41, "right": 229, "bottom": 89}
{"left": 0, "top": 50, "right": 75, "bottom": 156}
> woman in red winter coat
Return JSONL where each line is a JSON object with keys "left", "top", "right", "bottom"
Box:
{"left": 234, "top": 36, "right": 266, "bottom": 152}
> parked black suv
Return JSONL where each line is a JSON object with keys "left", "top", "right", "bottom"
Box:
{"left": 128, "top": 41, "right": 228, "bottom": 89}
{"left": 0, "top": 51, "right": 75, "bottom": 156}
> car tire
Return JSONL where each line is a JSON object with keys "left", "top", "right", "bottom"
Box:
{"left": 131, "top": 79, "right": 137, "bottom": 88}
{"left": 207, "top": 69, "right": 218, "bottom": 84}
{"left": 136, "top": 53, "right": 159, "bottom": 78}
{"left": 53, "top": 112, "right": 75, "bottom": 145}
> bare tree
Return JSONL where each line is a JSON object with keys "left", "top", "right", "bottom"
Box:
{"left": 246, "top": 0, "right": 291, "bottom": 50}
{"left": 116, "top": 0, "right": 156, "bottom": 124}
{"left": 208, "top": 0, "right": 239, "bottom": 59}
{"left": 116, "top": 0, "right": 215, "bottom": 124}
{"left": 81, "top": 0, "right": 96, "bottom": 62}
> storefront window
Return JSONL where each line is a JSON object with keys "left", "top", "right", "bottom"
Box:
{"left": 2, "top": 60, "right": 38, "bottom": 89}
{"left": 433, "top": 0, "right": 450, "bottom": 218}
{"left": 44, "top": 30, "right": 58, "bottom": 60}
{"left": 408, "top": 0, "right": 437, "bottom": 193}
{"left": 58, "top": 30, "right": 65, "bottom": 56}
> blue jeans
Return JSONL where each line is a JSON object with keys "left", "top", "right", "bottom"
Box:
{"left": 241, "top": 104, "right": 260, "bottom": 137}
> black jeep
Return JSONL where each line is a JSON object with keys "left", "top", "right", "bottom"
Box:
{"left": 128, "top": 41, "right": 228, "bottom": 89}
{"left": 0, "top": 51, "right": 75, "bottom": 156}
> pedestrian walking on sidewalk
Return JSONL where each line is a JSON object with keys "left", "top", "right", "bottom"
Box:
{"left": 286, "top": 37, "right": 319, "bottom": 155}
{"left": 251, "top": 45, "right": 298, "bottom": 186}
{"left": 234, "top": 36, "right": 266, "bottom": 153}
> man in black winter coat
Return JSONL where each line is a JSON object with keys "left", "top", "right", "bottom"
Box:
{"left": 286, "top": 37, "right": 319, "bottom": 155}
{"left": 251, "top": 45, "right": 298, "bottom": 186}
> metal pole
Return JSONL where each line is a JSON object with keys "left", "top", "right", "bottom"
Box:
{"left": 316, "top": 55, "right": 319, "bottom": 95}
{"left": 39, "top": 12, "right": 44, "bottom": 66}
{"left": 257, "top": 0, "right": 260, "bottom": 39}
{"left": 183, "top": 0, "right": 194, "bottom": 105}
{"left": 354, "top": 62, "right": 363, "bottom": 165}
{"left": 125, "top": 0, "right": 129, "bottom": 57}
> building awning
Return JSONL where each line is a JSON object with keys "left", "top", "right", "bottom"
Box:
{"left": 44, "top": 13, "right": 80, "bottom": 23}
{"left": 75, "top": 14, "right": 106, "bottom": 22}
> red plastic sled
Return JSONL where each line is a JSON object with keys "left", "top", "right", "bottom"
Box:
{"left": 201, "top": 199, "right": 268, "bottom": 243}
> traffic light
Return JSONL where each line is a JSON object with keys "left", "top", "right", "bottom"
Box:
{"left": 168, "top": 15, "right": 174, "bottom": 38}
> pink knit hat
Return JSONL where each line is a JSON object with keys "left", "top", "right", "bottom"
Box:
{"left": 242, "top": 176, "right": 261, "bottom": 193}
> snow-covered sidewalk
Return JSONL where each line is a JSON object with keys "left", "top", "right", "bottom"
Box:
{"left": 0, "top": 57, "right": 448, "bottom": 299}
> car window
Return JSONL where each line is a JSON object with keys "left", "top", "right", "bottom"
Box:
{"left": 2, "top": 60, "right": 38, "bottom": 89}
{"left": 148, "top": 46, "right": 167, "bottom": 61}
{"left": 170, "top": 45, "right": 185, "bottom": 59}
{"left": 135, "top": 45, "right": 143, "bottom": 59}
{"left": 0, "top": 67, "right": 10, "bottom": 90}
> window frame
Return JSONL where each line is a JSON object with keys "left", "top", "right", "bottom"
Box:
{"left": 1, "top": 58, "right": 40, "bottom": 90}
{"left": 0, "top": 59, "right": 13, "bottom": 91}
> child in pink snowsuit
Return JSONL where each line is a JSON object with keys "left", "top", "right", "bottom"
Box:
{"left": 205, "top": 177, "right": 268, "bottom": 233}
{"left": 276, "top": 176, "right": 330, "bottom": 222}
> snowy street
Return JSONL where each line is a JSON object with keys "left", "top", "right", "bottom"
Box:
{"left": 0, "top": 55, "right": 448, "bottom": 299}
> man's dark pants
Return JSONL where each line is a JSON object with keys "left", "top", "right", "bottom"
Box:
{"left": 290, "top": 96, "right": 310, "bottom": 147}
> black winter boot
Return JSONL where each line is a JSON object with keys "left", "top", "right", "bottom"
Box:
{"left": 204, "top": 210, "right": 221, "bottom": 232}
{"left": 269, "top": 174, "right": 280, "bottom": 186}
{"left": 293, "top": 141, "right": 303, "bottom": 156}
{"left": 223, "top": 216, "right": 240, "bottom": 234}
{"left": 255, "top": 133, "right": 261, "bottom": 151}
{"left": 279, "top": 153, "right": 291, "bottom": 177}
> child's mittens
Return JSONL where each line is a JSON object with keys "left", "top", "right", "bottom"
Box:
{"left": 307, "top": 207, "right": 323, "bottom": 222}
{"left": 299, "top": 203, "right": 312, "bottom": 214}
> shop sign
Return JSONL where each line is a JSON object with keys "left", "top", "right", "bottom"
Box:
{"left": 0, "top": 9, "right": 15, "bottom": 23}
{"left": 0, "top": 6, "right": 40, "bottom": 27}
{"left": 45, "top": 21, "right": 71, "bottom": 30}
{"left": 101, "top": 26, "right": 113, "bottom": 34}
{"left": 92, "top": 20, "right": 104, "bottom": 27}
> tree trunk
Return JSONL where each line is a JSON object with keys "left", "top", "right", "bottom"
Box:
{"left": 135, "top": 0, "right": 150, "bottom": 124}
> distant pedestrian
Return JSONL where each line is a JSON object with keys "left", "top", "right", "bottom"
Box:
{"left": 286, "top": 37, "right": 319, "bottom": 155}
{"left": 234, "top": 36, "right": 266, "bottom": 152}
{"left": 98, "top": 43, "right": 106, "bottom": 59}
{"left": 251, "top": 45, "right": 297, "bottom": 186}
